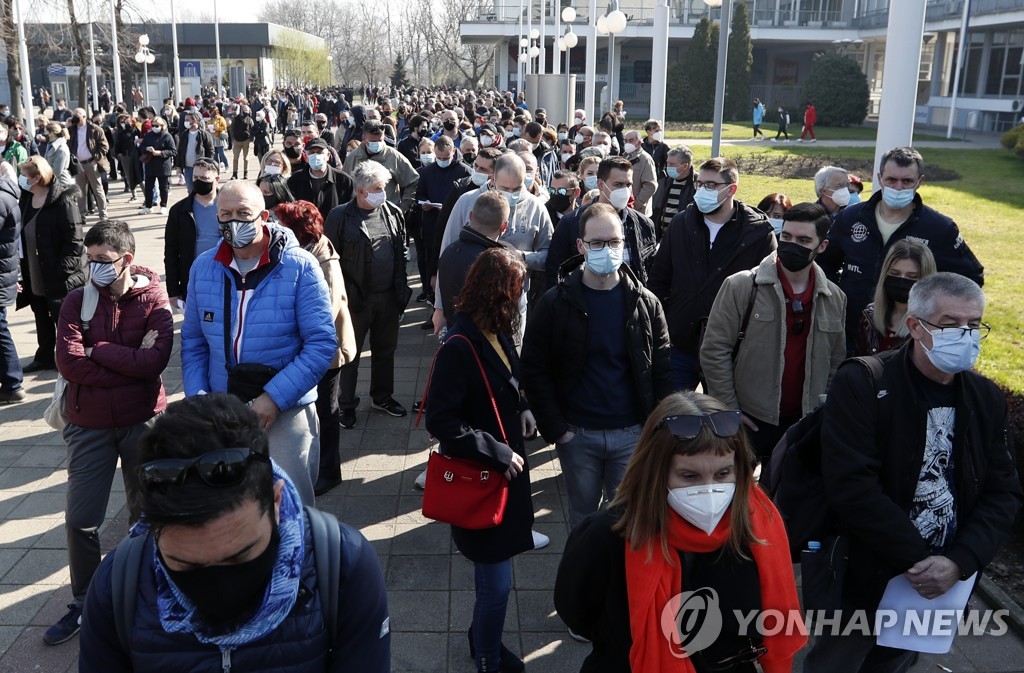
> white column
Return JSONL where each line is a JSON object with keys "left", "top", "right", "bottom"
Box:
{"left": 650, "top": 0, "right": 670, "bottom": 123}
{"left": 585, "top": 0, "right": 598, "bottom": 123}
{"left": 110, "top": 0, "right": 123, "bottom": 104}
{"left": 875, "top": 0, "right": 926, "bottom": 189}
{"left": 214, "top": 0, "right": 223, "bottom": 97}
{"left": 526, "top": 0, "right": 533, "bottom": 75}
{"left": 498, "top": 41, "right": 510, "bottom": 90}
{"left": 946, "top": 0, "right": 971, "bottom": 137}
{"left": 171, "top": 0, "right": 181, "bottom": 102}
{"left": 710, "top": 0, "right": 732, "bottom": 158}
{"left": 553, "top": 1, "right": 561, "bottom": 75}
{"left": 13, "top": 0, "right": 33, "bottom": 126}
{"left": 88, "top": 5, "right": 100, "bottom": 114}
{"left": 539, "top": 0, "right": 546, "bottom": 74}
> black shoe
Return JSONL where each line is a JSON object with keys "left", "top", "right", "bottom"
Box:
{"left": 22, "top": 360, "right": 56, "bottom": 374}
{"left": 412, "top": 399, "right": 425, "bottom": 413}
{"left": 416, "top": 291, "right": 429, "bottom": 303}
{"left": 0, "top": 388, "right": 26, "bottom": 404}
{"left": 340, "top": 408, "right": 356, "bottom": 429}
{"left": 371, "top": 398, "right": 407, "bottom": 417}
{"left": 231, "top": 173, "right": 238, "bottom": 180}
{"left": 420, "top": 319, "right": 433, "bottom": 330}
{"left": 314, "top": 473, "right": 343, "bottom": 496}
{"left": 468, "top": 625, "right": 525, "bottom": 673}
{"left": 43, "top": 604, "right": 82, "bottom": 645}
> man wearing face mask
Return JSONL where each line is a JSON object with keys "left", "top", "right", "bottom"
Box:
{"left": 816, "top": 147, "right": 984, "bottom": 354}
{"left": 544, "top": 171, "right": 580, "bottom": 226}
{"left": 342, "top": 120, "right": 418, "bottom": 213}
{"left": 641, "top": 119, "right": 668, "bottom": 178}
{"left": 650, "top": 145, "right": 697, "bottom": 238}
{"left": 523, "top": 121, "right": 559, "bottom": 188}
{"left": 806, "top": 273, "right": 1022, "bottom": 673}
{"left": 700, "top": 202, "right": 846, "bottom": 479}
{"left": 67, "top": 108, "right": 110, "bottom": 220}
{"left": 621, "top": 130, "right": 657, "bottom": 216}
{"left": 175, "top": 112, "right": 214, "bottom": 196}
{"left": 812, "top": 165, "right": 850, "bottom": 224}
{"left": 397, "top": 114, "right": 430, "bottom": 168}
{"left": 46, "top": 220, "right": 173, "bottom": 645}
{"left": 415, "top": 135, "right": 470, "bottom": 309}
{"left": 475, "top": 123, "right": 502, "bottom": 152}
{"left": 522, "top": 203, "right": 672, "bottom": 528}
{"left": 459, "top": 136, "right": 478, "bottom": 167}
{"left": 282, "top": 130, "right": 305, "bottom": 170}
{"left": 430, "top": 109, "right": 465, "bottom": 149}
{"left": 544, "top": 156, "right": 657, "bottom": 289}
{"left": 568, "top": 110, "right": 587, "bottom": 140}
{"left": 181, "top": 181, "right": 336, "bottom": 506}
{"left": 229, "top": 106, "right": 254, "bottom": 180}
{"left": 78, "top": 394, "right": 391, "bottom": 672}
{"left": 164, "top": 159, "right": 222, "bottom": 312}
{"left": 287, "top": 139, "right": 354, "bottom": 221}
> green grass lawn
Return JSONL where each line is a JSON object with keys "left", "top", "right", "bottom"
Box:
{"left": 660, "top": 122, "right": 953, "bottom": 143}
{"left": 675, "top": 145, "right": 1024, "bottom": 393}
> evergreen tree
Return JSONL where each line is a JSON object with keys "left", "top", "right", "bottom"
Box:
{"left": 725, "top": 2, "right": 753, "bottom": 122}
{"left": 802, "top": 52, "right": 870, "bottom": 126}
{"left": 670, "top": 17, "right": 718, "bottom": 122}
{"left": 391, "top": 55, "right": 409, "bottom": 88}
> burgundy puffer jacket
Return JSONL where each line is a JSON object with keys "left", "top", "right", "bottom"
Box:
{"left": 56, "top": 266, "right": 174, "bottom": 429}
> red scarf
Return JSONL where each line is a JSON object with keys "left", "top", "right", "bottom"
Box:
{"left": 625, "top": 486, "right": 806, "bottom": 673}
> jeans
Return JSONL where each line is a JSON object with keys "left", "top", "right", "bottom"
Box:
{"left": 339, "top": 291, "right": 401, "bottom": 409}
{"left": 63, "top": 421, "right": 150, "bottom": 605}
{"left": 184, "top": 166, "right": 194, "bottom": 195}
{"left": 215, "top": 146, "right": 229, "bottom": 168}
{"left": 473, "top": 560, "right": 512, "bottom": 672}
{"left": 27, "top": 294, "right": 61, "bottom": 365}
{"left": 555, "top": 424, "right": 642, "bottom": 528}
{"left": 315, "top": 367, "right": 342, "bottom": 480}
{"left": 670, "top": 346, "right": 701, "bottom": 391}
{"left": 804, "top": 632, "right": 916, "bottom": 673}
{"left": 0, "top": 307, "right": 22, "bottom": 392}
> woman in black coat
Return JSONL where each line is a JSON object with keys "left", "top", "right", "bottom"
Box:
{"left": 16, "top": 156, "right": 85, "bottom": 371}
{"left": 137, "top": 116, "right": 177, "bottom": 214}
{"left": 113, "top": 114, "right": 142, "bottom": 201}
{"left": 425, "top": 248, "right": 536, "bottom": 673}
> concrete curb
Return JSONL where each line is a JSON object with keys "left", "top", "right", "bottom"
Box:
{"left": 977, "top": 575, "right": 1024, "bottom": 638}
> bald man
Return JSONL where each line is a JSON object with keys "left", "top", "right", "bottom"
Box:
{"left": 67, "top": 107, "right": 110, "bottom": 219}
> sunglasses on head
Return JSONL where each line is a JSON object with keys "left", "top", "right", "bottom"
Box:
{"left": 139, "top": 448, "right": 269, "bottom": 489}
{"left": 655, "top": 410, "right": 742, "bottom": 440}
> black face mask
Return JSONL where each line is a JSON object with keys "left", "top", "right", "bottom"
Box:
{"left": 443, "top": 120, "right": 456, "bottom": 131}
{"left": 162, "top": 523, "right": 280, "bottom": 633}
{"left": 777, "top": 241, "right": 817, "bottom": 272}
{"left": 883, "top": 275, "right": 916, "bottom": 304}
{"left": 264, "top": 195, "right": 280, "bottom": 209}
{"left": 284, "top": 145, "right": 302, "bottom": 159}
{"left": 462, "top": 153, "right": 476, "bottom": 165}
{"left": 317, "top": 122, "right": 327, "bottom": 130}
{"left": 193, "top": 179, "right": 215, "bottom": 197}
{"left": 418, "top": 127, "right": 428, "bottom": 137}
{"left": 549, "top": 193, "right": 575, "bottom": 214}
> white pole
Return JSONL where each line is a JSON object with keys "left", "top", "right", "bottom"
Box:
{"left": 650, "top": 0, "right": 669, "bottom": 123}
{"left": 945, "top": 0, "right": 971, "bottom": 139}
{"left": 585, "top": 0, "right": 598, "bottom": 124}
{"left": 518, "top": 0, "right": 525, "bottom": 92}
{"left": 110, "top": 0, "right": 123, "bottom": 105}
{"left": 874, "top": 0, "right": 927, "bottom": 191}
{"left": 143, "top": 59, "right": 150, "bottom": 107}
{"left": 171, "top": 0, "right": 182, "bottom": 103}
{"left": 710, "top": 0, "right": 732, "bottom": 158}
{"left": 539, "top": 0, "right": 546, "bottom": 75}
{"left": 214, "top": 0, "right": 223, "bottom": 97}
{"left": 553, "top": 1, "right": 560, "bottom": 75}
{"left": 526, "top": 0, "right": 533, "bottom": 76}
{"left": 88, "top": 19, "right": 100, "bottom": 114}
{"left": 13, "top": 0, "right": 33, "bottom": 127}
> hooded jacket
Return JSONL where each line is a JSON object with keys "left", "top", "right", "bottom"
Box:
{"left": 0, "top": 176, "right": 20, "bottom": 307}
{"left": 18, "top": 179, "right": 86, "bottom": 301}
{"left": 56, "top": 266, "right": 174, "bottom": 428}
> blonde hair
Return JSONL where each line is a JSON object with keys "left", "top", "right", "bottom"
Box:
{"left": 20, "top": 156, "right": 54, "bottom": 186}
{"left": 260, "top": 150, "right": 292, "bottom": 178}
{"left": 578, "top": 155, "right": 601, "bottom": 177}
{"left": 611, "top": 391, "right": 762, "bottom": 562}
{"left": 45, "top": 122, "right": 68, "bottom": 140}
{"left": 871, "top": 239, "right": 938, "bottom": 335}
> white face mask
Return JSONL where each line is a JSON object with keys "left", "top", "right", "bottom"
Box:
{"left": 365, "top": 190, "right": 388, "bottom": 208}
{"left": 652, "top": 131, "right": 664, "bottom": 142}
{"left": 604, "top": 184, "right": 631, "bottom": 211}
{"left": 667, "top": 483, "right": 736, "bottom": 535}
{"left": 828, "top": 186, "right": 851, "bottom": 207}
{"left": 561, "top": 152, "right": 573, "bottom": 164}
{"left": 623, "top": 142, "right": 638, "bottom": 155}
{"left": 262, "top": 164, "right": 282, "bottom": 176}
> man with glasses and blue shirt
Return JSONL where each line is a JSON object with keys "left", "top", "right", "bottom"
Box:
{"left": 805, "top": 272, "right": 1021, "bottom": 673}
{"left": 817, "top": 147, "right": 984, "bottom": 354}
{"left": 700, "top": 202, "right": 846, "bottom": 483}
{"left": 78, "top": 394, "right": 391, "bottom": 673}
{"left": 522, "top": 203, "right": 671, "bottom": 530}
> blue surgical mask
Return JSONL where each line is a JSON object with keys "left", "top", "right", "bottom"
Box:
{"left": 768, "top": 217, "right": 784, "bottom": 235}
{"left": 694, "top": 185, "right": 726, "bottom": 214}
{"left": 367, "top": 141, "right": 383, "bottom": 154}
{"left": 667, "top": 167, "right": 680, "bottom": 180}
{"left": 881, "top": 185, "right": 916, "bottom": 209}
{"left": 584, "top": 245, "right": 623, "bottom": 276}
{"left": 436, "top": 158, "right": 452, "bottom": 168}
{"left": 18, "top": 175, "right": 31, "bottom": 191}
{"left": 583, "top": 175, "right": 598, "bottom": 191}
{"left": 920, "top": 323, "right": 982, "bottom": 374}
{"left": 524, "top": 173, "right": 535, "bottom": 188}
{"left": 848, "top": 191, "right": 862, "bottom": 205}
{"left": 420, "top": 154, "right": 435, "bottom": 166}
{"left": 499, "top": 189, "right": 522, "bottom": 208}
{"left": 306, "top": 153, "right": 327, "bottom": 171}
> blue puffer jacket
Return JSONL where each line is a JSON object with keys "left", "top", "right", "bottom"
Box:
{"left": 79, "top": 516, "right": 391, "bottom": 673}
{"left": 181, "top": 224, "right": 336, "bottom": 409}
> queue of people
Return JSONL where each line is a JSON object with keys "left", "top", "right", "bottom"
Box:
{"left": 0, "top": 85, "right": 1018, "bottom": 673}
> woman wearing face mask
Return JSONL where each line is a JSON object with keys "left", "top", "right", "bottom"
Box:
{"left": 17, "top": 157, "right": 86, "bottom": 372}
{"left": 41, "top": 122, "right": 73, "bottom": 189}
{"left": 137, "top": 117, "right": 177, "bottom": 216}
{"left": 113, "top": 115, "right": 142, "bottom": 201}
{"left": 756, "top": 193, "right": 793, "bottom": 237}
{"left": 211, "top": 109, "right": 230, "bottom": 170}
{"left": 554, "top": 391, "right": 806, "bottom": 673}
{"left": 856, "top": 239, "right": 936, "bottom": 357}
{"left": 577, "top": 156, "right": 601, "bottom": 196}
{"left": 424, "top": 248, "right": 536, "bottom": 673}
{"left": 258, "top": 149, "right": 292, "bottom": 180}
{"left": 0, "top": 125, "right": 27, "bottom": 175}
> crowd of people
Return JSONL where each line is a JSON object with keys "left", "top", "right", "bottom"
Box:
{"left": 0, "top": 84, "right": 1019, "bottom": 673}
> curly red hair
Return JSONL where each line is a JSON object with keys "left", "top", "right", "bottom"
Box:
{"left": 274, "top": 200, "right": 323, "bottom": 247}
{"left": 454, "top": 248, "right": 526, "bottom": 336}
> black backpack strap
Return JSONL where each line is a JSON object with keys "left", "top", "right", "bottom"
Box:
{"left": 305, "top": 506, "right": 342, "bottom": 653}
{"left": 111, "top": 533, "right": 149, "bottom": 654}
{"left": 732, "top": 270, "right": 759, "bottom": 360}
{"left": 223, "top": 273, "right": 234, "bottom": 372}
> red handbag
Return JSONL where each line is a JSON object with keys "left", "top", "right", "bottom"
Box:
{"left": 419, "top": 334, "right": 510, "bottom": 530}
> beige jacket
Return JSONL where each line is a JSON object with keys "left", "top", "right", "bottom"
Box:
{"left": 628, "top": 148, "right": 658, "bottom": 216}
{"left": 699, "top": 253, "right": 847, "bottom": 424}
{"left": 341, "top": 144, "right": 419, "bottom": 212}
{"left": 309, "top": 236, "right": 357, "bottom": 368}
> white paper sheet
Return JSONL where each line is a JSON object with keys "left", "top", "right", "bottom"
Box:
{"left": 875, "top": 572, "right": 977, "bottom": 654}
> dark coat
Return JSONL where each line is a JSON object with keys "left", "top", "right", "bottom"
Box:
{"left": 817, "top": 190, "right": 985, "bottom": 353}
{"left": 437, "top": 226, "right": 503, "bottom": 324}
{"left": 0, "top": 177, "right": 21, "bottom": 307}
{"left": 822, "top": 345, "right": 1023, "bottom": 610}
{"left": 432, "top": 176, "right": 476, "bottom": 270}
{"left": 424, "top": 314, "right": 535, "bottom": 564}
{"left": 324, "top": 200, "right": 411, "bottom": 313}
{"left": 651, "top": 171, "right": 697, "bottom": 232}
{"left": 174, "top": 128, "right": 214, "bottom": 169}
{"left": 521, "top": 263, "right": 673, "bottom": 443}
{"left": 18, "top": 180, "right": 85, "bottom": 302}
{"left": 162, "top": 193, "right": 203, "bottom": 300}
{"left": 288, "top": 166, "right": 354, "bottom": 222}
{"left": 138, "top": 129, "right": 177, "bottom": 177}
{"left": 646, "top": 201, "right": 776, "bottom": 353}
{"left": 641, "top": 138, "right": 669, "bottom": 177}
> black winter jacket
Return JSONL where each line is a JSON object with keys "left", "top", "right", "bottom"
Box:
{"left": 288, "top": 167, "right": 354, "bottom": 222}
{"left": 437, "top": 226, "right": 503, "bottom": 324}
{"left": 0, "top": 177, "right": 21, "bottom": 307}
{"left": 432, "top": 177, "right": 476, "bottom": 269}
{"left": 651, "top": 172, "right": 697, "bottom": 232}
{"left": 18, "top": 180, "right": 85, "bottom": 301}
{"left": 162, "top": 193, "right": 203, "bottom": 300}
{"left": 521, "top": 263, "right": 672, "bottom": 443}
{"left": 173, "top": 128, "right": 214, "bottom": 170}
{"left": 817, "top": 190, "right": 985, "bottom": 351}
{"left": 324, "top": 200, "right": 411, "bottom": 313}
{"left": 822, "top": 345, "right": 1022, "bottom": 610}
{"left": 138, "top": 129, "right": 177, "bottom": 177}
{"left": 647, "top": 201, "right": 776, "bottom": 353}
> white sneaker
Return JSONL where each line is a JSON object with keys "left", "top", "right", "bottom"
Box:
{"left": 770, "top": 138, "right": 777, "bottom": 143}
{"left": 784, "top": 139, "right": 791, "bottom": 143}
{"left": 137, "top": 207, "right": 151, "bottom": 215}
{"left": 796, "top": 138, "right": 803, "bottom": 142}
{"left": 809, "top": 138, "right": 817, "bottom": 143}
{"left": 153, "top": 206, "right": 163, "bottom": 215}
{"left": 531, "top": 530, "right": 550, "bottom": 550}
{"left": 414, "top": 468, "right": 427, "bottom": 490}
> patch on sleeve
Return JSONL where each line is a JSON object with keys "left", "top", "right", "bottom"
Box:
{"left": 380, "top": 616, "right": 390, "bottom": 638}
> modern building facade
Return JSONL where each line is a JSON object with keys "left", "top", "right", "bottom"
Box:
{"left": 461, "top": 0, "right": 1024, "bottom": 131}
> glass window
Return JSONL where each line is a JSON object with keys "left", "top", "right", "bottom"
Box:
{"left": 987, "top": 48, "right": 1005, "bottom": 95}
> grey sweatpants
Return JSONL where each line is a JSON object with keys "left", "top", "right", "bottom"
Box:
{"left": 267, "top": 402, "right": 320, "bottom": 506}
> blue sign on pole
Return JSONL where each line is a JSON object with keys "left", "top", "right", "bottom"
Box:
{"left": 47, "top": 63, "right": 66, "bottom": 76}
{"left": 180, "top": 61, "right": 202, "bottom": 78}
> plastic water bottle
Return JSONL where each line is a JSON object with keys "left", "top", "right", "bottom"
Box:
{"left": 438, "top": 325, "right": 448, "bottom": 343}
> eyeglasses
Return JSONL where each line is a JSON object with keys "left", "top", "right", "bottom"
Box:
{"left": 581, "top": 238, "right": 625, "bottom": 251}
{"left": 919, "top": 319, "right": 991, "bottom": 341}
{"left": 655, "top": 410, "right": 742, "bottom": 440}
{"left": 548, "top": 187, "right": 572, "bottom": 196}
{"left": 694, "top": 180, "right": 732, "bottom": 190}
{"left": 709, "top": 644, "right": 768, "bottom": 672}
{"left": 790, "top": 299, "right": 805, "bottom": 336}
{"left": 139, "top": 448, "right": 270, "bottom": 489}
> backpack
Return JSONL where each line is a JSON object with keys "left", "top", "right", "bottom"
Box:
{"left": 111, "top": 506, "right": 354, "bottom": 655}
{"left": 766, "top": 356, "right": 888, "bottom": 561}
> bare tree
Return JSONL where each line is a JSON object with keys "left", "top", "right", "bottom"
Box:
{"left": 0, "top": 0, "right": 25, "bottom": 118}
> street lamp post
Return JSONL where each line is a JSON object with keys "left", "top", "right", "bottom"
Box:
{"left": 170, "top": 0, "right": 181, "bottom": 103}
{"left": 135, "top": 34, "right": 156, "bottom": 107}
{"left": 13, "top": 0, "right": 33, "bottom": 127}
{"left": 562, "top": 7, "right": 578, "bottom": 124}
{"left": 109, "top": 0, "right": 123, "bottom": 105}
{"left": 584, "top": 0, "right": 598, "bottom": 123}
{"left": 87, "top": 4, "right": 100, "bottom": 114}
{"left": 705, "top": 0, "right": 732, "bottom": 158}
{"left": 650, "top": 0, "right": 670, "bottom": 123}
{"left": 605, "top": 2, "right": 627, "bottom": 106}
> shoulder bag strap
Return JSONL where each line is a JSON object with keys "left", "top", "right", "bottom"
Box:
{"left": 731, "top": 270, "right": 759, "bottom": 361}
{"left": 223, "top": 273, "right": 233, "bottom": 371}
{"left": 305, "top": 506, "right": 341, "bottom": 654}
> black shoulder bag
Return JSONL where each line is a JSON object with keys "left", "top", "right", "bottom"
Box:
{"left": 223, "top": 274, "right": 279, "bottom": 404}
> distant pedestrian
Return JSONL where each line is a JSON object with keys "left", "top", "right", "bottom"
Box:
{"left": 799, "top": 100, "right": 817, "bottom": 142}
{"left": 752, "top": 98, "right": 766, "bottom": 140}
{"left": 772, "top": 105, "right": 790, "bottom": 142}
